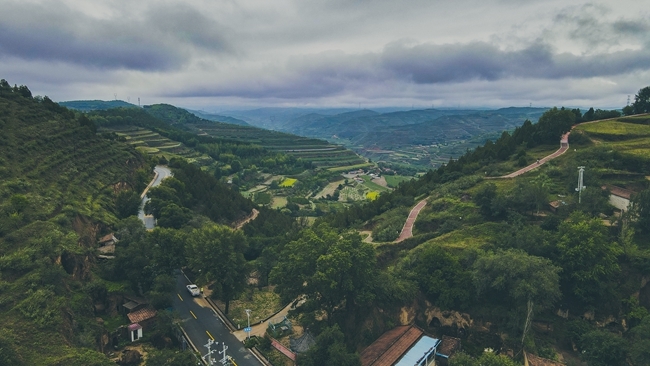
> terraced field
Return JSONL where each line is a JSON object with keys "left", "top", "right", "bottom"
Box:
{"left": 105, "top": 126, "right": 215, "bottom": 166}
{"left": 575, "top": 115, "right": 650, "bottom": 158}
{"left": 188, "top": 122, "right": 368, "bottom": 169}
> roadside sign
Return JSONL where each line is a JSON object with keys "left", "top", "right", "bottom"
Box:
{"left": 244, "top": 327, "right": 251, "bottom": 332}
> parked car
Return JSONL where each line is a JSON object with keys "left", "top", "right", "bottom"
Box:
{"left": 186, "top": 284, "right": 200, "bottom": 297}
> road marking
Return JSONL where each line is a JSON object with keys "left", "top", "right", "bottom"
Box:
{"left": 229, "top": 356, "right": 238, "bottom": 366}
{"left": 190, "top": 310, "right": 197, "bottom": 319}
{"left": 177, "top": 293, "right": 183, "bottom": 301}
{"left": 206, "top": 330, "right": 214, "bottom": 340}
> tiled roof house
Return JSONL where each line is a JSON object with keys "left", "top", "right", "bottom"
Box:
{"left": 361, "top": 325, "right": 448, "bottom": 366}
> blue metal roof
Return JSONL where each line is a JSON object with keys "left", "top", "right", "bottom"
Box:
{"left": 394, "top": 335, "right": 440, "bottom": 366}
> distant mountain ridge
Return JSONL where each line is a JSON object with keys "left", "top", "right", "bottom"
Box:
{"left": 59, "top": 99, "right": 137, "bottom": 111}
{"left": 187, "top": 109, "right": 250, "bottom": 126}
{"left": 220, "top": 107, "right": 549, "bottom": 149}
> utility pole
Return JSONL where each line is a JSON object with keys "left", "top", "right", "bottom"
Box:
{"left": 245, "top": 309, "right": 252, "bottom": 340}
{"left": 218, "top": 341, "right": 229, "bottom": 365}
{"left": 203, "top": 339, "right": 218, "bottom": 365}
{"left": 575, "top": 166, "right": 586, "bottom": 203}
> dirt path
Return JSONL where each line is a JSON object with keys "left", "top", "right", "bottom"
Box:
{"left": 497, "top": 131, "right": 570, "bottom": 179}
{"left": 359, "top": 230, "right": 373, "bottom": 243}
{"left": 373, "top": 176, "right": 388, "bottom": 188}
{"left": 395, "top": 198, "right": 428, "bottom": 243}
{"left": 233, "top": 208, "right": 260, "bottom": 230}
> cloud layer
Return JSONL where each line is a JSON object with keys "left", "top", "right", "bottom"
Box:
{"left": 1, "top": 0, "right": 649, "bottom": 108}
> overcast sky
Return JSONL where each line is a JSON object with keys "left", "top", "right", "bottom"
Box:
{"left": 1, "top": 0, "right": 649, "bottom": 110}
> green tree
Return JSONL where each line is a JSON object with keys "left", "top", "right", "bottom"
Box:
{"left": 623, "top": 105, "right": 634, "bottom": 116}
{"left": 535, "top": 107, "right": 575, "bottom": 144}
{"left": 115, "top": 190, "right": 141, "bottom": 218}
{"left": 630, "top": 188, "right": 650, "bottom": 235}
{"left": 477, "top": 353, "right": 519, "bottom": 366}
{"left": 629, "top": 317, "right": 650, "bottom": 366}
{"left": 408, "top": 245, "right": 473, "bottom": 310}
{"left": 473, "top": 249, "right": 561, "bottom": 343}
{"left": 148, "top": 228, "right": 187, "bottom": 273}
{"left": 583, "top": 107, "right": 595, "bottom": 121}
{"left": 185, "top": 224, "right": 248, "bottom": 314}
{"left": 578, "top": 186, "right": 611, "bottom": 216}
{"left": 474, "top": 183, "right": 497, "bottom": 217}
{"left": 449, "top": 352, "right": 518, "bottom": 366}
{"left": 9, "top": 194, "right": 28, "bottom": 213}
{"left": 156, "top": 203, "right": 192, "bottom": 229}
{"left": 556, "top": 212, "right": 621, "bottom": 305}
{"left": 449, "top": 352, "right": 478, "bottom": 366}
{"left": 230, "top": 159, "right": 242, "bottom": 173}
{"left": 297, "top": 325, "right": 360, "bottom": 366}
{"left": 579, "top": 330, "right": 627, "bottom": 366}
{"left": 270, "top": 225, "right": 377, "bottom": 322}
{"left": 632, "top": 86, "right": 650, "bottom": 114}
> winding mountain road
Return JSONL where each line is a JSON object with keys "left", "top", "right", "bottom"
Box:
{"left": 138, "top": 165, "right": 172, "bottom": 229}
{"left": 498, "top": 131, "right": 570, "bottom": 179}
{"left": 393, "top": 131, "right": 573, "bottom": 243}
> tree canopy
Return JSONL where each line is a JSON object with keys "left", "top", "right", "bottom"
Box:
{"left": 270, "top": 224, "right": 377, "bottom": 322}
{"left": 632, "top": 86, "right": 650, "bottom": 114}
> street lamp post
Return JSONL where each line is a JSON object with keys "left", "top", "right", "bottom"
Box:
{"left": 575, "top": 166, "right": 586, "bottom": 203}
{"left": 245, "top": 309, "right": 252, "bottom": 340}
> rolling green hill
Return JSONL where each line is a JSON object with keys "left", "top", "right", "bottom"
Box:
{"left": 6, "top": 77, "right": 650, "bottom": 365}
{"left": 319, "top": 111, "right": 650, "bottom": 363}
{"left": 143, "top": 103, "right": 369, "bottom": 170}
{"left": 0, "top": 81, "right": 149, "bottom": 365}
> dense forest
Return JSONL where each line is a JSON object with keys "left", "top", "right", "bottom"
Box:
{"left": 2, "top": 79, "right": 650, "bottom": 366}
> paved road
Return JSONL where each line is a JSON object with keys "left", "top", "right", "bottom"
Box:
{"left": 498, "top": 131, "right": 570, "bottom": 179}
{"left": 395, "top": 198, "right": 428, "bottom": 243}
{"left": 138, "top": 165, "right": 172, "bottom": 229}
{"left": 174, "top": 273, "right": 263, "bottom": 366}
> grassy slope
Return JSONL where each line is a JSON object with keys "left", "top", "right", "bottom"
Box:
{"left": 366, "top": 116, "right": 650, "bottom": 359}
{"left": 0, "top": 89, "right": 147, "bottom": 365}
{"left": 406, "top": 116, "right": 650, "bottom": 251}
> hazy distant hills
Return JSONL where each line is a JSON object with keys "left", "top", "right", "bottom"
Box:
{"left": 214, "top": 106, "right": 549, "bottom": 168}
{"left": 220, "top": 107, "right": 549, "bottom": 149}
{"left": 187, "top": 109, "right": 250, "bottom": 126}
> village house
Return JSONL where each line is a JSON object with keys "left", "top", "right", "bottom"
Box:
{"left": 360, "top": 325, "right": 460, "bottom": 366}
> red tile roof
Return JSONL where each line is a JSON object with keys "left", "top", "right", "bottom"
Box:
{"left": 360, "top": 325, "right": 424, "bottom": 366}
{"left": 127, "top": 306, "right": 157, "bottom": 323}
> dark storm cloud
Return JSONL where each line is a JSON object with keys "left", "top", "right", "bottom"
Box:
{"left": 380, "top": 40, "right": 650, "bottom": 83}
{"left": 0, "top": 1, "right": 232, "bottom": 71}
{"left": 172, "top": 38, "right": 650, "bottom": 100}
{"left": 612, "top": 20, "right": 650, "bottom": 35}
{"left": 553, "top": 5, "right": 650, "bottom": 48}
